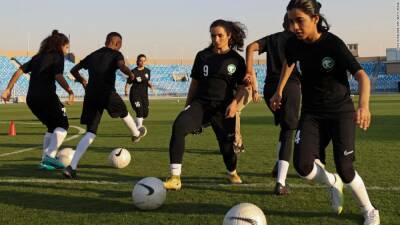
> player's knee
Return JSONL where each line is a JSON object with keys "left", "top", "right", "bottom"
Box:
{"left": 336, "top": 163, "right": 355, "bottom": 184}
{"left": 172, "top": 118, "right": 188, "bottom": 136}
{"left": 60, "top": 120, "right": 69, "bottom": 131}
{"left": 294, "top": 159, "right": 314, "bottom": 177}
{"left": 118, "top": 111, "right": 128, "bottom": 119}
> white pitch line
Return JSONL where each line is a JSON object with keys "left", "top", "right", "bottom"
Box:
{"left": 0, "top": 178, "right": 398, "bottom": 191}
{"left": 0, "top": 124, "right": 85, "bottom": 158}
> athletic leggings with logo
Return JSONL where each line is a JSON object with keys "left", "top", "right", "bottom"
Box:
{"left": 293, "top": 113, "right": 356, "bottom": 183}
{"left": 169, "top": 99, "right": 237, "bottom": 172}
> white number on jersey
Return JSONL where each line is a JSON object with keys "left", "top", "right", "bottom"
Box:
{"left": 295, "top": 130, "right": 301, "bottom": 144}
{"left": 203, "top": 65, "right": 209, "bottom": 77}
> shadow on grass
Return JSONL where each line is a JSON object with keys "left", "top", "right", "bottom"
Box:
{"left": 0, "top": 187, "right": 230, "bottom": 215}
{"left": 0, "top": 185, "right": 363, "bottom": 223}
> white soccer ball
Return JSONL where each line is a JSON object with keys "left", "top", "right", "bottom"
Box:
{"left": 56, "top": 148, "right": 75, "bottom": 167}
{"left": 223, "top": 203, "right": 267, "bottom": 225}
{"left": 108, "top": 148, "right": 131, "bottom": 169}
{"left": 132, "top": 177, "right": 166, "bottom": 210}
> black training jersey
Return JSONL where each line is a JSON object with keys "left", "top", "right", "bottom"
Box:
{"left": 258, "top": 31, "right": 300, "bottom": 84}
{"left": 127, "top": 67, "right": 151, "bottom": 96}
{"left": 191, "top": 48, "right": 246, "bottom": 102}
{"left": 80, "top": 47, "right": 124, "bottom": 99}
{"left": 285, "top": 32, "right": 362, "bottom": 114}
{"left": 21, "top": 52, "right": 64, "bottom": 99}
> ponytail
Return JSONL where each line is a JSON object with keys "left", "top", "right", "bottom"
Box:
{"left": 39, "top": 29, "right": 69, "bottom": 54}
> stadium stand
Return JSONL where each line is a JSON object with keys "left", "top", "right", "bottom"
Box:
{"left": 1, "top": 56, "right": 400, "bottom": 100}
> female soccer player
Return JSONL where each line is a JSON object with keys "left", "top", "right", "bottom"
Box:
{"left": 164, "top": 19, "right": 248, "bottom": 190}
{"left": 270, "top": 1, "right": 379, "bottom": 224}
{"left": 125, "top": 54, "right": 154, "bottom": 130}
{"left": 246, "top": 14, "right": 301, "bottom": 195}
{"left": 1, "top": 30, "right": 74, "bottom": 170}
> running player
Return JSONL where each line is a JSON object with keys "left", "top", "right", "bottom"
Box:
{"left": 62, "top": 32, "right": 146, "bottom": 178}
{"left": 164, "top": 19, "right": 248, "bottom": 190}
{"left": 125, "top": 54, "right": 154, "bottom": 129}
{"left": 245, "top": 14, "right": 301, "bottom": 195}
{"left": 1, "top": 30, "right": 73, "bottom": 170}
{"left": 270, "top": 1, "right": 379, "bottom": 224}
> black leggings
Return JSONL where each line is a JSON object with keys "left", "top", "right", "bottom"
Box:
{"left": 293, "top": 113, "right": 356, "bottom": 183}
{"left": 169, "top": 99, "right": 237, "bottom": 172}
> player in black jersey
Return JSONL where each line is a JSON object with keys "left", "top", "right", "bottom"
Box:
{"left": 1, "top": 30, "right": 73, "bottom": 170}
{"left": 245, "top": 14, "right": 301, "bottom": 195}
{"left": 164, "top": 19, "right": 248, "bottom": 190}
{"left": 125, "top": 54, "right": 154, "bottom": 130}
{"left": 62, "top": 32, "right": 146, "bottom": 178}
{"left": 270, "top": 1, "right": 379, "bottom": 224}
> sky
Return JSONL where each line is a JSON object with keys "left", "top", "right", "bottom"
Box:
{"left": 0, "top": 0, "right": 397, "bottom": 59}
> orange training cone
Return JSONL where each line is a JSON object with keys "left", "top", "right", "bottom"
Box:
{"left": 8, "top": 120, "right": 16, "bottom": 136}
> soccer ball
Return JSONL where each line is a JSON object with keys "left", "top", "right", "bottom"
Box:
{"left": 223, "top": 203, "right": 267, "bottom": 225}
{"left": 132, "top": 177, "right": 166, "bottom": 210}
{"left": 56, "top": 148, "right": 75, "bottom": 167}
{"left": 108, "top": 148, "right": 131, "bottom": 169}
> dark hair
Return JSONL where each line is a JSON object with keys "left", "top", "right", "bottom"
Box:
{"left": 39, "top": 30, "right": 69, "bottom": 54}
{"left": 282, "top": 13, "right": 290, "bottom": 31}
{"left": 137, "top": 54, "right": 146, "bottom": 61}
{"left": 105, "top": 32, "right": 122, "bottom": 45}
{"left": 209, "top": 19, "right": 247, "bottom": 51}
{"left": 287, "top": 0, "right": 330, "bottom": 32}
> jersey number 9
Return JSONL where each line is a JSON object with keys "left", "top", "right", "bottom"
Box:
{"left": 203, "top": 65, "right": 209, "bottom": 77}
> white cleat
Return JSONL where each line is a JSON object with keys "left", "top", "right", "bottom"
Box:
{"left": 329, "top": 174, "right": 344, "bottom": 214}
{"left": 363, "top": 209, "right": 380, "bottom": 225}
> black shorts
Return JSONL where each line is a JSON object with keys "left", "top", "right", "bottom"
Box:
{"left": 294, "top": 112, "right": 355, "bottom": 168}
{"left": 81, "top": 92, "right": 128, "bottom": 134}
{"left": 129, "top": 93, "right": 149, "bottom": 118}
{"left": 263, "top": 81, "right": 301, "bottom": 130}
{"left": 27, "top": 96, "right": 69, "bottom": 132}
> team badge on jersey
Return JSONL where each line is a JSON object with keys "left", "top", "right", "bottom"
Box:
{"left": 322, "top": 57, "right": 335, "bottom": 72}
{"left": 145, "top": 73, "right": 149, "bottom": 79}
{"left": 136, "top": 77, "right": 142, "bottom": 82}
{"left": 227, "top": 64, "right": 236, "bottom": 75}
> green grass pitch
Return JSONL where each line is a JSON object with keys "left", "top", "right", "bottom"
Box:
{"left": 0, "top": 94, "right": 399, "bottom": 225}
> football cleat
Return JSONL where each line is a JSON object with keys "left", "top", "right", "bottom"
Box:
{"left": 42, "top": 155, "right": 65, "bottom": 169}
{"left": 329, "top": 174, "right": 344, "bottom": 214}
{"left": 164, "top": 175, "right": 182, "bottom": 190}
{"left": 132, "top": 126, "right": 147, "bottom": 143}
{"left": 228, "top": 172, "right": 243, "bottom": 184}
{"left": 38, "top": 162, "right": 56, "bottom": 171}
{"left": 274, "top": 182, "right": 290, "bottom": 196}
{"left": 363, "top": 208, "right": 380, "bottom": 225}
{"left": 62, "top": 165, "right": 77, "bottom": 179}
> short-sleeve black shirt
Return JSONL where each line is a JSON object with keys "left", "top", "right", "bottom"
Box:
{"left": 285, "top": 32, "right": 362, "bottom": 114}
{"left": 21, "top": 52, "right": 64, "bottom": 100}
{"left": 80, "top": 47, "right": 124, "bottom": 100}
{"left": 258, "top": 31, "right": 300, "bottom": 84}
{"left": 127, "top": 67, "right": 151, "bottom": 96}
{"left": 190, "top": 48, "right": 246, "bottom": 102}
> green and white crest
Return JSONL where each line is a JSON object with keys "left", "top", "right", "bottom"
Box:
{"left": 227, "top": 64, "right": 236, "bottom": 75}
{"left": 322, "top": 57, "right": 335, "bottom": 71}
